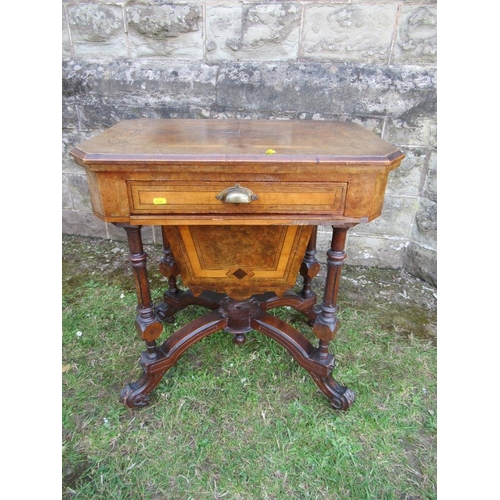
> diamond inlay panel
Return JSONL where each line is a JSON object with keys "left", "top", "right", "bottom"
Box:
{"left": 233, "top": 268, "right": 248, "bottom": 280}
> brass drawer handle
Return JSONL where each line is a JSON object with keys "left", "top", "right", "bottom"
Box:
{"left": 216, "top": 184, "right": 259, "bottom": 204}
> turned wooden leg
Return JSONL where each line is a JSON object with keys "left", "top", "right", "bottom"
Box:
{"left": 159, "top": 226, "right": 180, "bottom": 299}
{"left": 119, "top": 224, "right": 163, "bottom": 360}
{"left": 300, "top": 226, "right": 320, "bottom": 299}
{"left": 313, "top": 226, "right": 347, "bottom": 356}
{"left": 312, "top": 225, "right": 355, "bottom": 408}
{"left": 158, "top": 226, "right": 180, "bottom": 323}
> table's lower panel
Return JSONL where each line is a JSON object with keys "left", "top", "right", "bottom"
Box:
{"left": 163, "top": 225, "right": 314, "bottom": 300}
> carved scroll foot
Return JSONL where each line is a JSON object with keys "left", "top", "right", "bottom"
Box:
{"left": 120, "top": 371, "right": 165, "bottom": 409}
{"left": 309, "top": 373, "right": 355, "bottom": 411}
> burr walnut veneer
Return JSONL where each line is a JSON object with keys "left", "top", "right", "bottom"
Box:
{"left": 71, "top": 119, "right": 404, "bottom": 410}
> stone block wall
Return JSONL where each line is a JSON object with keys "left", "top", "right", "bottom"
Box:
{"left": 62, "top": 0, "right": 437, "bottom": 285}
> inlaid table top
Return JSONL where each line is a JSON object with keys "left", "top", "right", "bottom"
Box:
{"left": 71, "top": 118, "right": 404, "bottom": 166}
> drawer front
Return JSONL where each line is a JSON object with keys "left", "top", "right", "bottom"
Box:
{"left": 128, "top": 181, "right": 347, "bottom": 215}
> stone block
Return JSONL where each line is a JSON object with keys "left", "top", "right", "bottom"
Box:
{"left": 126, "top": 4, "right": 203, "bottom": 58}
{"left": 66, "top": 173, "right": 93, "bottom": 212}
{"left": 214, "top": 62, "right": 336, "bottom": 114}
{"left": 142, "top": 226, "right": 156, "bottom": 245}
{"left": 351, "top": 196, "right": 418, "bottom": 238}
{"left": 393, "top": 6, "right": 437, "bottom": 65}
{"left": 63, "top": 59, "right": 436, "bottom": 123}
{"left": 77, "top": 103, "right": 203, "bottom": 130}
{"left": 340, "top": 65, "right": 436, "bottom": 117}
{"left": 106, "top": 222, "right": 127, "bottom": 242}
{"left": 385, "top": 148, "right": 428, "bottom": 198}
{"left": 215, "top": 62, "right": 437, "bottom": 117}
{"left": 62, "top": 60, "right": 218, "bottom": 109}
{"left": 405, "top": 242, "right": 436, "bottom": 286}
{"left": 315, "top": 226, "right": 404, "bottom": 269}
{"left": 297, "top": 114, "right": 384, "bottom": 135}
{"left": 302, "top": 5, "right": 398, "bottom": 63}
{"left": 62, "top": 175, "right": 72, "bottom": 210}
{"left": 62, "top": 66, "right": 93, "bottom": 101}
{"left": 67, "top": 4, "right": 128, "bottom": 57}
{"left": 62, "top": 103, "right": 78, "bottom": 130}
{"left": 413, "top": 197, "right": 437, "bottom": 248}
{"left": 206, "top": 4, "right": 301, "bottom": 60}
{"left": 62, "top": 59, "right": 219, "bottom": 126}
{"left": 315, "top": 225, "right": 330, "bottom": 256}
{"left": 423, "top": 151, "right": 437, "bottom": 202}
{"left": 152, "top": 226, "right": 163, "bottom": 245}
{"left": 385, "top": 116, "right": 437, "bottom": 148}
{"left": 62, "top": 6, "right": 72, "bottom": 57}
{"left": 215, "top": 62, "right": 335, "bottom": 114}
{"left": 345, "top": 234, "right": 406, "bottom": 269}
{"left": 62, "top": 210, "right": 108, "bottom": 239}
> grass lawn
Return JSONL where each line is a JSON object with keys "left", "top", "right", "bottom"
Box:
{"left": 62, "top": 235, "right": 437, "bottom": 499}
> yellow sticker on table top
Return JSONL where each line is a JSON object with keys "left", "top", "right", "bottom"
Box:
{"left": 265, "top": 149, "right": 276, "bottom": 154}
{"left": 153, "top": 197, "right": 167, "bottom": 205}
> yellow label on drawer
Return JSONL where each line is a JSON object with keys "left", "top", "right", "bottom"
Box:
{"left": 153, "top": 197, "right": 167, "bottom": 205}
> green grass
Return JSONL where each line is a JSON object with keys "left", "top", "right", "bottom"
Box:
{"left": 62, "top": 238, "right": 436, "bottom": 499}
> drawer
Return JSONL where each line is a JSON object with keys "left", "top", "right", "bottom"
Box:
{"left": 128, "top": 181, "right": 347, "bottom": 215}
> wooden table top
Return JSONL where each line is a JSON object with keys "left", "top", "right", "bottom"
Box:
{"left": 71, "top": 119, "right": 404, "bottom": 167}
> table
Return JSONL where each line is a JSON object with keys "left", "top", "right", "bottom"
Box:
{"left": 70, "top": 119, "right": 404, "bottom": 411}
